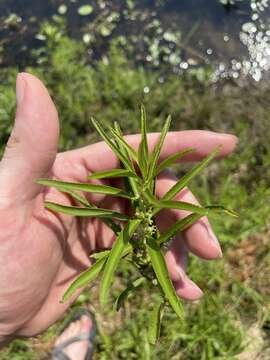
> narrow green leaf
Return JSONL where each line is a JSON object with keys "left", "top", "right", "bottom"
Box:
{"left": 65, "top": 190, "right": 120, "bottom": 234}
{"left": 147, "top": 116, "right": 171, "bottom": 183}
{"left": 110, "top": 128, "right": 138, "bottom": 163}
{"left": 113, "top": 122, "right": 140, "bottom": 198}
{"left": 114, "top": 287, "right": 132, "bottom": 312}
{"left": 90, "top": 250, "right": 111, "bottom": 260}
{"left": 88, "top": 169, "right": 136, "bottom": 180}
{"left": 63, "top": 190, "right": 120, "bottom": 234}
{"left": 162, "top": 147, "right": 221, "bottom": 201}
{"left": 100, "top": 219, "right": 141, "bottom": 306}
{"left": 153, "top": 201, "right": 237, "bottom": 218}
{"left": 157, "top": 213, "right": 203, "bottom": 245}
{"left": 44, "top": 202, "right": 130, "bottom": 221}
{"left": 61, "top": 256, "right": 107, "bottom": 302}
{"left": 138, "top": 141, "right": 147, "bottom": 178}
{"left": 141, "top": 104, "right": 148, "bottom": 156}
{"left": 205, "top": 205, "right": 238, "bottom": 218}
{"left": 62, "top": 243, "right": 134, "bottom": 303}
{"left": 61, "top": 189, "right": 93, "bottom": 208}
{"left": 37, "top": 178, "right": 131, "bottom": 199}
{"left": 114, "top": 277, "right": 145, "bottom": 311}
{"left": 146, "top": 237, "right": 184, "bottom": 320}
{"left": 91, "top": 118, "right": 133, "bottom": 171}
{"left": 148, "top": 299, "right": 164, "bottom": 345}
{"left": 138, "top": 105, "right": 149, "bottom": 178}
{"left": 153, "top": 200, "right": 209, "bottom": 216}
{"left": 155, "top": 148, "right": 194, "bottom": 176}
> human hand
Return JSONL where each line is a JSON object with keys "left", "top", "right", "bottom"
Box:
{"left": 0, "top": 73, "right": 237, "bottom": 342}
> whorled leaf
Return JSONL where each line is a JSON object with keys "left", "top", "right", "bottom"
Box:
{"left": 90, "top": 250, "right": 111, "bottom": 260}
{"left": 56, "top": 189, "right": 121, "bottom": 234}
{"left": 88, "top": 169, "right": 136, "bottom": 180}
{"left": 62, "top": 245, "right": 133, "bottom": 303}
{"left": 147, "top": 116, "right": 171, "bottom": 184}
{"left": 138, "top": 105, "right": 149, "bottom": 178}
{"left": 91, "top": 118, "right": 133, "bottom": 171}
{"left": 206, "top": 205, "right": 238, "bottom": 218}
{"left": 146, "top": 237, "right": 184, "bottom": 320}
{"left": 114, "top": 277, "right": 145, "bottom": 311}
{"left": 155, "top": 148, "right": 194, "bottom": 176}
{"left": 157, "top": 213, "right": 203, "bottom": 245}
{"left": 113, "top": 122, "right": 140, "bottom": 198}
{"left": 61, "top": 256, "right": 107, "bottom": 302}
{"left": 162, "top": 147, "right": 221, "bottom": 201}
{"left": 148, "top": 298, "right": 164, "bottom": 345}
{"left": 151, "top": 199, "right": 209, "bottom": 216}
{"left": 61, "top": 189, "right": 93, "bottom": 208}
{"left": 37, "top": 178, "right": 131, "bottom": 199}
{"left": 44, "top": 202, "right": 130, "bottom": 221}
{"left": 100, "top": 219, "right": 141, "bottom": 306}
{"left": 110, "top": 127, "right": 138, "bottom": 163}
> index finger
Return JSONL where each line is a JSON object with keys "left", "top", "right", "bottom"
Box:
{"left": 60, "top": 130, "right": 237, "bottom": 173}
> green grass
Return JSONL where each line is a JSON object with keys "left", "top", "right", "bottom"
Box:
{"left": 1, "top": 21, "right": 270, "bottom": 359}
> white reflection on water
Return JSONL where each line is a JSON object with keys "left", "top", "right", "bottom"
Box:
{"left": 215, "top": 0, "right": 270, "bottom": 81}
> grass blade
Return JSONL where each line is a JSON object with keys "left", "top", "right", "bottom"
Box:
{"left": 148, "top": 299, "right": 164, "bottom": 345}
{"left": 157, "top": 213, "right": 203, "bottom": 245}
{"left": 88, "top": 169, "right": 136, "bottom": 180}
{"left": 100, "top": 219, "right": 141, "bottom": 306}
{"left": 155, "top": 148, "right": 194, "bottom": 176}
{"left": 44, "top": 202, "right": 130, "bottom": 221}
{"left": 147, "top": 115, "right": 171, "bottom": 183}
{"left": 146, "top": 237, "right": 184, "bottom": 320}
{"left": 37, "top": 178, "right": 131, "bottom": 199}
{"left": 91, "top": 117, "right": 133, "bottom": 171}
{"left": 162, "top": 147, "right": 221, "bottom": 201}
{"left": 61, "top": 256, "right": 107, "bottom": 302}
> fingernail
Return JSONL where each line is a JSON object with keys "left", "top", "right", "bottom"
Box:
{"left": 16, "top": 73, "right": 26, "bottom": 106}
{"left": 185, "top": 278, "right": 204, "bottom": 297}
{"left": 207, "top": 227, "right": 223, "bottom": 258}
{"left": 218, "top": 133, "right": 239, "bottom": 146}
{"left": 177, "top": 268, "right": 203, "bottom": 297}
{"left": 175, "top": 276, "right": 204, "bottom": 300}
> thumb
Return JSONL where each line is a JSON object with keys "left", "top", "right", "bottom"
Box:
{"left": 0, "top": 73, "right": 59, "bottom": 204}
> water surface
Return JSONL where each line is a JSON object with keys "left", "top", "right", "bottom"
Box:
{"left": 1, "top": 0, "right": 270, "bottom": 81}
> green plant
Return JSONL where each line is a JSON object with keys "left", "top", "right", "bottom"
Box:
{"left": 37, "top": 107, "right": 236, "bottom": 345}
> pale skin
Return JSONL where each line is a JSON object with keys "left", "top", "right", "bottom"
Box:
{"left": 0, "top": 73, "right": 238, "bottom": 346}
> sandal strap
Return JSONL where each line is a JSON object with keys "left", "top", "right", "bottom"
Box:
{"left": 51, "top": 348, "right": 71, "bottom": 360}
{"left": 52, "top": 333, "right": 92, "bottom": 353}
{"left": 51, "top": 309, "right": 96, "bottom": 360}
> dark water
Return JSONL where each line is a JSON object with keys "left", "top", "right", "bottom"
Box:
{"left": 1, "top": 0, "right": 270, "bottom": 81}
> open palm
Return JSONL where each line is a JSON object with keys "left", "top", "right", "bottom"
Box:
{"left": 0, "top": 73, "right": 237, "bottom": 343}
